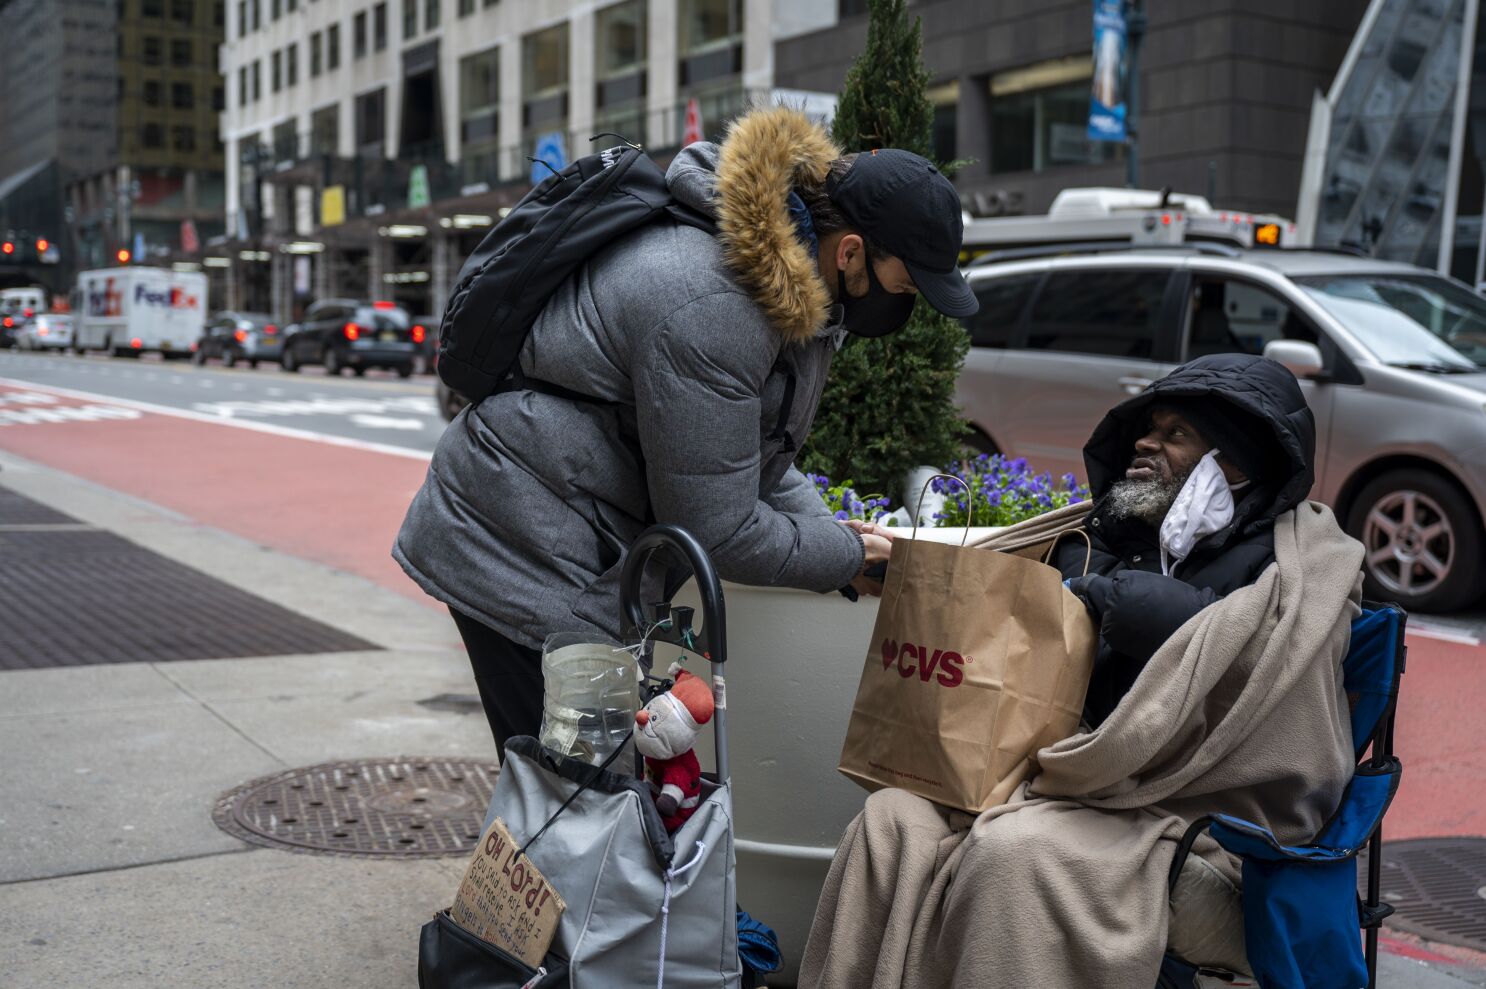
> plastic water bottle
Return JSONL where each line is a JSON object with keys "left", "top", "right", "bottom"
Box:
{"left": 538, "top": 632, "right": 639, "bottom": 773}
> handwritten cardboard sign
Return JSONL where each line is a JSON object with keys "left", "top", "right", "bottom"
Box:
{"left": 450, "top": 817, "right": 566, "bottom": 968}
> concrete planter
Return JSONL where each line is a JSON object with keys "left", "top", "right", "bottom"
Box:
{"left": 673, "top": 526, "right": 1001, "bottom": 984}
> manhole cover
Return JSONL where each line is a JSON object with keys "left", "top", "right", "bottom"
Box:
{"left": 213, "top": 758, "right": 498, "bottom": 858}
{"left": 1368, "top": 837, "right": 1486, "bottom": 951}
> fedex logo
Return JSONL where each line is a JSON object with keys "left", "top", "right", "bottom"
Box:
{"left": 881, "top": 638, "right": 969, "bottom": 688}
{"left": 86, "top": 278, "right": 123, "bottom": 317}
{"left": 134, "top": 284, "right": 199, "bottom": 309}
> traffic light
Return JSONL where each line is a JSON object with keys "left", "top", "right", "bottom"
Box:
{"left": 116, "top": 248, "right": 131, "bottom": 264}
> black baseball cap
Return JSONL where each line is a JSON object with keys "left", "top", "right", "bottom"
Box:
{"left": 825, "top": 149, "right": 978, "bottom": 318}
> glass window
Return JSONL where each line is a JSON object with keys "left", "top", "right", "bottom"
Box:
{"left": 238, "top": 0, "right": 246, "bottom": 36}
{"left": 373, "top": 2, "right": 387, "bottom": 50}
{"left": 143, "top": 79, "right": 162, "bottom": 105}
{"left": 928, "top": 80, "right": 957, "bottom": 166}
{"left": 403, "top": 0, "right": 415, "bottom": 39}
{"left": 327, "top": 23, "right": 340, "bottom": 68}
{"left": 460, "top": 45, "right": 500, "bottom": 177}
{"left": 251, "top": 0, "right": 259, "bottom": 29}
{"left": 238, "top": 65, "right": 248, "bottom": 105}
{"left": 214, "top": 0, "right": 224, "bottom": 24}
{"left": 1297, "top": 274, "right": 1486, "bottom": 369}
{"left": 273, "top": 119, "right": 295, "bottom": 158}
{"left": 170, "top": 0, "right": 192, "bottom": 22}
{"left": 271, "top": 49, "right": 281, "bottom": 90}
{"left": 424, "top": 0, "right": 437, "bottom": 30}
{"left": 1184, "top": 278, "right": 1320, "bottom": 361}
{"left": 270, "top": 0, "right": 278, "bottom": 18}
{"left": 311, "top": 103, "right": 339, "bottom": 154}
{"left": 171, "top": 81, "right": 192, "bottom": 108}
{"left": 596, "top": 0, "right": 645, "bottom": 78}
{"left": 286, "top": 41, "right": 297, "bottom": 85}
{"left": 678, "top": 0, "right": 740, "bottom": 53}
{"left": 173, "top": 125, "right": 196, "bottom": 151}
{"left": 310, "top": 31, "right": 322, "bottom": 76}
{"left": 990, "top": 57, "right": 1120, "bottom": 174}
{"left": 457, "top": 0, "right": 472, "bottom": 15}
{"left": 142, "top": 36, "right": 162, "bottom": 65}
{"left": 353, "top": 11, "right": 367, "bottom": 57}
{"left": 964, "top": 272, "right": 1041, "bottom": 348}
{"left": 171, "top": 38, "right": 191, "bottom": 65}
{"left": 252, "top": 60, "right": 261, "bottom": 100}
{"left": 356, "top": 87, "right": 385, "bottom": 151}
{"left": 1026, "top": 269, "right": 1167, "bottom": 358}
{"left": 143, "top": 123, "right": 164, "bottom": 147}
{"left": 212, "top": 86, "right": 224, "bottom": 110}
{"left": 523, "top": 23, "right": 568, "bottom": 97}
{"left": 142, "top": 0, "right": 162, "bottom": 14}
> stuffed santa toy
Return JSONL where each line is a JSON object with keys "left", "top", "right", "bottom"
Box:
{"left": 633, "top": 669, "right": 714, "bottom": 832}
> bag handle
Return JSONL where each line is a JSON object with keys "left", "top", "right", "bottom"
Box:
{"left": 1041, "top": 528, "right": 1094, "bottom": 577}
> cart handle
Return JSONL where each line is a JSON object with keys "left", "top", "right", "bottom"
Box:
{"left": 619, "top": 524, "right": 727, "bottom": 667}
{"left": 618, "top": 524, "right": 731, "bottom": 784}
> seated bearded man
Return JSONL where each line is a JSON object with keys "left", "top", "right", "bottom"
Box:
{"left": 800, "top": 354, "right": 1364, "bottom": 989}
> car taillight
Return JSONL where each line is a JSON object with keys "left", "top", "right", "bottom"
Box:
{"left": 412, "top": 324, "right": 426, "bottom": 344}
{"left": 130, "top": 337, "right": 142, "bottom": 348}
{"left": 373, "top": 300, "right": 396, "bottom": 310}
{"left": 2, "top": 317, "right": 11, "bottom": 328}
{"left": 343, "top": 322, "right": 361, "bottom": 341}
{"left": 264, "top": 324, "right": 277, "bottom": 335}
{"left": 38, "top": 327, "right": 48, "bottom": 336}
{"left": 234, "top": 329, "right": 248, "bottom": 343}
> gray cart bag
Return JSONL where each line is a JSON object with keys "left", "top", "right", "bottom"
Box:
{"left": 420, "top": 524, "right": 741, "bottom": 989}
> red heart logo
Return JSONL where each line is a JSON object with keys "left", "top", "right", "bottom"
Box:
{"left": 881, "top": 639, "right": 898, "bottom": 669}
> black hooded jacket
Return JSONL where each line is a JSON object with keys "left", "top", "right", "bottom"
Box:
{"left": 1051, "top": 354, "right": 1317, "bottom": 726}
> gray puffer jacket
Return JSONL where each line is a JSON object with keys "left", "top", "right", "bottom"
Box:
{"left": 394, "top": 107, "right": 864, "bottom": 649}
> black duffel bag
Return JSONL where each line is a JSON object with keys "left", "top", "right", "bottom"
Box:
{"left": 418, "top": 910, "right": 568, "bottom": 989}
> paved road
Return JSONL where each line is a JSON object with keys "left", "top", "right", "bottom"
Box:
{"left": 0, "top": 350, "right": 444, "bottom": 454}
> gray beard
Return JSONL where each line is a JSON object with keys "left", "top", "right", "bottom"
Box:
{"left": 1106, "top": 471, "right": 1188, "bottom": 527}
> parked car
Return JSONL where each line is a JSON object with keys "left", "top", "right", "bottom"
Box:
{"left": 195, "top": 311, "right": 282, "bottom": 367}
{"left": 15, "top": 313, "right": 74, "bottom": 351}
{"left": 957, "top": 245, "right": 1486, "bottom": 613}
{"left": 280, "top": 299, "right": 417, "bottom": 377}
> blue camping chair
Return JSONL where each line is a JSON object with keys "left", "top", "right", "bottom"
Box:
{"left": 1158, "top": 603, "right": 1407, "bottom": 989}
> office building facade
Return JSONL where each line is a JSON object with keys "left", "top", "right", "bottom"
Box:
{"left": 216, "top": 0, "right": 834, "bottom": 318}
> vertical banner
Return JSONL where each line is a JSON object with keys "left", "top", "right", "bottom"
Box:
{"left": 1088, "top": 0, "right": 1128, "bottom": 142}
{"left": 683, "top": 97, "right": 704, "bottom": 146}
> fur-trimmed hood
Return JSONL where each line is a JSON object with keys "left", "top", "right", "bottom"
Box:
{"left": 666, "top": 106, "right": 839, "bottom": 343}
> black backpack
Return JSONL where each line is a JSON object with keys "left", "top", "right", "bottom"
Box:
{"left": 436, "top": 144, "right": 715, "bottom": 403}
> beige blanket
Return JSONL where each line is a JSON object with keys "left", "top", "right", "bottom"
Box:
{"left": 800, "top": 502, "right": 1362, "bottom": 989}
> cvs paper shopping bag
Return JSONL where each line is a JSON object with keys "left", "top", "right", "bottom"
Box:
{"left": 837, "top": 533, "right": 1096, "bottom": 814}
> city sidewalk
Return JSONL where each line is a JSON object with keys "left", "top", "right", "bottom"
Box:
{"left": 0, "top": 451, "right": 491, "bottom": 988}
{"left": 0, "top": 449, "right": 1483, "bottom": 988}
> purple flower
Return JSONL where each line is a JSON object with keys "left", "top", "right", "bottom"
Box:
{"left": 834, "top": 510, "right": 850, "bottom": 521}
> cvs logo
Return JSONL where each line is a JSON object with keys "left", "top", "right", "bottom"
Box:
{"left": 881, "top": 638, "right": 967, "bottom": 688}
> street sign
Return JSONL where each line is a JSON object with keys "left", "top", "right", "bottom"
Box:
{"left": 1088, "top": 0, "right": 1128, "bottom": 143}
{"left": 683, "top": 97, "right": 704, "bottom": 146}
{"left": 530, "top": 132, "right": 567, "bottom": 185}
{"left": 408, "top": 165, "right": 431, "bottom": 209}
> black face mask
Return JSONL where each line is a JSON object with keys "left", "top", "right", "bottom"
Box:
{"left": 836, "top": 257, "right": 916, "bottom": 338}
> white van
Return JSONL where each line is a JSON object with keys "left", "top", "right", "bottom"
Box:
{"left": 0, "top": 286, "right": 47, "bottom": 319}
{"left": 74, "top": 267, "right": 207, "bottom": 358}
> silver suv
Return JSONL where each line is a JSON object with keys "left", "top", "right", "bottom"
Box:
{"left": 956, "top": 246, "right": 1486, "bottom": 613}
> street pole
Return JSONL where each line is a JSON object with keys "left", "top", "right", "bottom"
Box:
{"left": 1125, "top": 0, "right": 1146, "bottom": 189}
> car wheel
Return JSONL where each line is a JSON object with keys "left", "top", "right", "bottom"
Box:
{"left": 325, "top": 349, "right": 344, "bottom": 376}
{"left": 222, "top": 349, "right": 237, "bottom": 368}
{"left": 963, "top": 425, "right": 1002, "bottom": 458}
{"left": 353, "top": 366, "right": 367, "bottom": 377}
{"left": 1348, "top": 469, "right": 1485, "bottom": 613}
{"left": 281, "top": 349, "right": 299, "bottom": 372}
{"left": 192, "top": 348, "right": 207, "bottom": 365}
{"left": 249, "top": 359, "right": 259, "bottom": 369}
{"left": 396, "top": 363, "right": 413, "bottom": 379}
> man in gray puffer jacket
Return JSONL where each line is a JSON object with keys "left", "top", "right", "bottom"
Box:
{"left": 394, "top": 106, "right": 977, "bottom": 753}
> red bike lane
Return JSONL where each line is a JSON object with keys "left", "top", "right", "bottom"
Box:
{"left": 0, "top": 380, "right": 1480, "bottom": 843}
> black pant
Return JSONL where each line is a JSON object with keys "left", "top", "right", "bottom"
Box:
{"left": 449, "top": 608, "right": 543, "bottom": 757}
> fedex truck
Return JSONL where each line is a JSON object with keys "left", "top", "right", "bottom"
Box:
{"left": 74, "top": 267, "right": 207, "bottom": 358}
